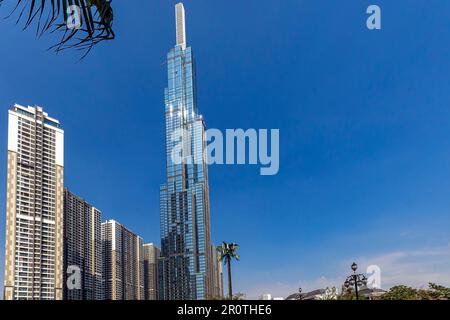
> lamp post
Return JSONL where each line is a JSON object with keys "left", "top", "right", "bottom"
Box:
{"left": 343, "top": 262, "right": 367, "bottom": 300}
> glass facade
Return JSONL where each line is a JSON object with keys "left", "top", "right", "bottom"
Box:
{"left": 159, "top": 43, "right": 213, "bottom": 300}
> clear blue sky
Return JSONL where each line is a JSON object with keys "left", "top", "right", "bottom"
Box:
{"left": 1, "top": 0, "right": 450, "bottom": 298}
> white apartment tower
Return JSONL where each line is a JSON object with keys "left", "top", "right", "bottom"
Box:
{"left": 3, "top": 104, "right": 64, "bottom": 300}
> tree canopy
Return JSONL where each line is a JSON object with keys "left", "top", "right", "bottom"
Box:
{"left": 381, "top": 283, "right": 450, "bottom": 300}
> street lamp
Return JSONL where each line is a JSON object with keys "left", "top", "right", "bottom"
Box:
{"left": 344, "top": 262, "right": 367, "bottom": 300}
{"left": 298, "top": 288, "right": 303, "bottom": 300}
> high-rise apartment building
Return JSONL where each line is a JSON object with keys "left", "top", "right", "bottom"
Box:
{"left": 63, "top": 189, "right": 103, "bottom": 300}
{"left": 143, "top": 243, "right": 160, "bottom": 300}
{"left": 3, "top": 104, "right": 64, "bottom": 300}
{"left": 102, "top": 220, "right": 144, "bottom": 300}
{"left": 211, "top": 245, "right": 224, "bottom": 299}
{"left": 159, "top": 3, "right": 214, "bottom": 300}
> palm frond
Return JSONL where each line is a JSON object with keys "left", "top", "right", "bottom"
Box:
{"left": 1, "top": 0, "right": 115, "bottom": 58}
{"left": 217, "top": 241, "right": 240, "bottom": 263}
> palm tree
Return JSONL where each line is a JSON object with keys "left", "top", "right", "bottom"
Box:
{"left": 1, "top": 0, "right": 115, "bottom": 56}
{"left": 217, "top": 242, "right": 240, "bottom": 299}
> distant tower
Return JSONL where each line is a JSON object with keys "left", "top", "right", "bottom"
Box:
{"left": 159, "top": 3, "right": 214, "bottom": 300}
{"left": 102, "top": 220, "right": 144, "bottom": 300}
{"left": 3, "top": 104, "right": 64, "bottom": 300}
{"left": 211, "top": 245, "right": 224, "bottom": 299}
{"left": 143, "top": 243, "right": 160, "bottom": 300}
{"left": 63, "top": 189, "right": 103, "bottom": 300}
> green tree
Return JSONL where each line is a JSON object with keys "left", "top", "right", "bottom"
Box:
{"left": 217, "top": 242, "right": 240, "bottom": 299}
{"left": 382, "top": 285, "right": 419, "bottom": 300}
{"left": 428, "top": 283, "right": 450, "bottom": 300}
{"left": 382, "top": 283, "right": 450, "bottom": 300}
{"left": 339, "top": 288, "right": 369, "bottom": 300}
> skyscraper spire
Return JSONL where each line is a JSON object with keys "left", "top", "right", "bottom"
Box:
{"left": 160, "top": 3, "right": 215, "bottom": 300}
{"left": 175, "top": 3, "right": 186, "bottom": 49}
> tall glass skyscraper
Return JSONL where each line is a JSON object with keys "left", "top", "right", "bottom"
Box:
{"left": 159, "top": 3, "right": 214, "bottom": 300}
